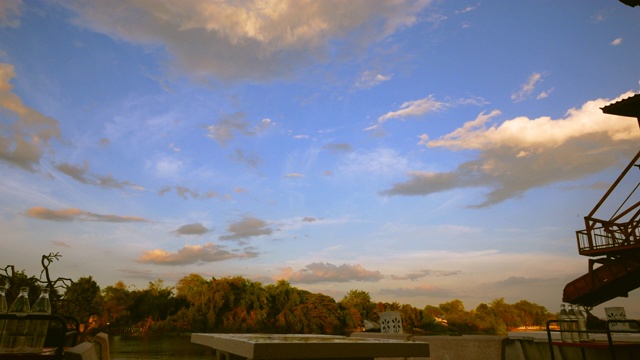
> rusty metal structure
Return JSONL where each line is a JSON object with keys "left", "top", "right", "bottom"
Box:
{"left": 563, "top": 93, "right": 640, "bottom": 307}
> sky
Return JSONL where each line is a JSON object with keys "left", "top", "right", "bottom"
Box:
{"left": 1, "top": 0, "right": 640, "bottom": 318}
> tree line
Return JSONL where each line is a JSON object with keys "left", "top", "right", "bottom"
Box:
{"left": 2, "top": 268, "right": 556, "bottom": 336}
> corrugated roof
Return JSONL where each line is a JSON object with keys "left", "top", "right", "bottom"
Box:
{"left": 619, "top": 0, "right": 640, "bottom": 7}
{"left": 601, "top": 93, "right": 640, "bottom": 118}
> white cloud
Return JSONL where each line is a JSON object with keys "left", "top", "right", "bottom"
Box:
{"left": 152, "top": 155, "right": 184, "bottom": 179}
{"left": 383, "top": 92, "right": 640, "bottom": 207}
{"left": 378, "top": 95, "right": 445, "bottom": 123}
{"left": 339, "top": 148, "right": 416, "bottom": 177}
{"left": 63, "top": 0, "right": 432, "bottom": 81}
{"left": 611, "top": 37, "right": 622, "bottom": 46}
{"left": 511, "top": 72, "right": 545, "bottom": 102}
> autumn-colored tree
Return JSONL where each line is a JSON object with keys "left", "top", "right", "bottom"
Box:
{"left": 207, "top": 276, "right": 270, "bottom": 332}
{"left": 439, "top": 299, "right": 473, "bottom": 333}
{"left": 512, "top": 300, "right": 552, "bottom": 327}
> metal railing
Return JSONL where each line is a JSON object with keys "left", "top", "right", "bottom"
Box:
{"left": 546, "top": 319, "right": 640, "bottom": 360}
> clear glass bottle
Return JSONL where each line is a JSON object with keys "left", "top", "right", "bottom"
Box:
{"left": 574, "top": 306, "right": 588, "bottom": 341}
{"left": 568, "top": 305, "right": 579, "bottom": 342}
{"left": 0, "top": 283, "right": 8, "bottom": 350}
{"left": 0, "top": 286, "right": 31, "bottom": 353}
{"left": 559, "top": 304, "right": 572, "bottom": 342}
{"left": 28, "top": 287, "right": 51, "bottom": 353}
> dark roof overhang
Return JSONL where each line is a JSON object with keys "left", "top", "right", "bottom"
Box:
{"left": 620, "top": 0, "right": 640, "bottom": 7}
{"left": 601, "top": 93, "right": 640, "bottom": 119}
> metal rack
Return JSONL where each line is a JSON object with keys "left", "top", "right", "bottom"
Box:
{"left": 0, "top": 313, "right": 79, "bottom": 360}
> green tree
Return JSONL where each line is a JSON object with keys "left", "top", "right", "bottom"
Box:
{"left": 101, "top": 281, "right": 132, "bottom": 328}
{"left": 340, "top": 289, "right": 375, "bottom": 330}
{"left": 473, "top": 303, "right": 505, "bottom": 334}
{"left": 175, "top": 273, "right": 209, "bottom": 309}
{"left": 60, "top": 276, "right": 102, "bottom": 325}
{"left": 265, "top": 280, "right": 303, "bottom": 333}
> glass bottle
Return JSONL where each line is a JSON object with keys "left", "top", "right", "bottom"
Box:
{"left": 0, "top": 286, "right": 31, "bottom": 353}
{"left": 0, "top": 283, "right": 8, "bottom": 349}
{"left": 568, "top": 305, "right": 579, "bottom": 342}
{"left": 28, "top": 287, "right": 51, "bottom": 353}
{"left": 559, "top": 304, "right": 572, "bottom": 342}
{"left": 574, "top": 306, "right": 588, "bottom": 341}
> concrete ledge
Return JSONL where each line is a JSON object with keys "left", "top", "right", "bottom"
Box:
{"left": 66, "top": 342, "right": 99, "bottom": 360}
{"left": 94, "top": 333, "right": 110, "bottom": 360}
{"left": 350, "top": 332, "right": 414, "bottom": 341}
{"left": 413, "top": 335, "right": 506, "bottom": 360}
{"left": 348, "top": 332, "right": 427, "bottom": 360}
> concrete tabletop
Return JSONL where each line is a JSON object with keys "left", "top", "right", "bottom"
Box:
{"left": 191, "top": 333, "right": 430, "bottom": 359}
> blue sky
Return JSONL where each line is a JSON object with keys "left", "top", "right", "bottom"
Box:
{"left": 1, "top": 1, "right": 640, "bottom": 317}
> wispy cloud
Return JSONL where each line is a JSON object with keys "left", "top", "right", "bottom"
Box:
{"left": 26, "top": 206, "right": 151, "bottom": 223}
{"left": 391, "top": 269, "right": 462, "bottom": 281}
{"left": 323, "top": 143, "right": 353, "bottom": 154}
{"left": 338, "top": 148, "right": 415, "bottom": 178}
{"left": 230, "top": 149, "right": 261, "bottom": 168}
{"left": 284, "top": 173, "right": 305, "bottom": 178}
{"left": 158, "top": 185, "right": 219, "bottom": 200}
{"left": 353, "top": 70, "right": 392, "bottom": 89}
{"left": 378, "top": 95, "right": 445, "bottom": 123}
{"left": 378, "top": 284, "right": 455, "bottom": 298}
{"left": 275, "top": 262, "right": 384, "bottom": 284}
{"left": 383, "top": 92, "right": 640, "bottom": 207}
{"left": 206, "top": 114, "right": 274, "bottom": 146}
{"left": 56, "top": 160, "right": 143, "bottom": 190}
{"left": 455, "top": 3, "right": 480, "bottom": 14}
{"left": 511, "top": 72, "right": 547, "bottom": 102}
{"left": 611, "top": 37, "right": 622, "bottom": 46}
{"left": 138, "top": 243, "right": 258, "bottom": 265}
{"left": 0, "top": 1, "right": 22, "bottom": 28}
{"left": 0, "top": 63, "right": 61, "bottom": 172}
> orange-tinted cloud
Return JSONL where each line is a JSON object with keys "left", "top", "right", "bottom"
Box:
{"left": 275, "top": 262, "right": 383, "bottom": 284}
{"left": 138, "top": 243, "right": 258, "bottom": 265}
{"left": 25, "top": 206, "right": 150, "bottom": 223}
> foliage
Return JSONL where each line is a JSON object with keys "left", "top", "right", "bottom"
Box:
{"left": 59, "top": 276, "right": 102, "bottom": 324}
{"left": 1, "top": 260, "right": 556, "bottom": 336}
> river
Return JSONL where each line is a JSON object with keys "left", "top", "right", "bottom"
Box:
{"left": 109, "top": 335, "right": 214, "bottom": 360}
